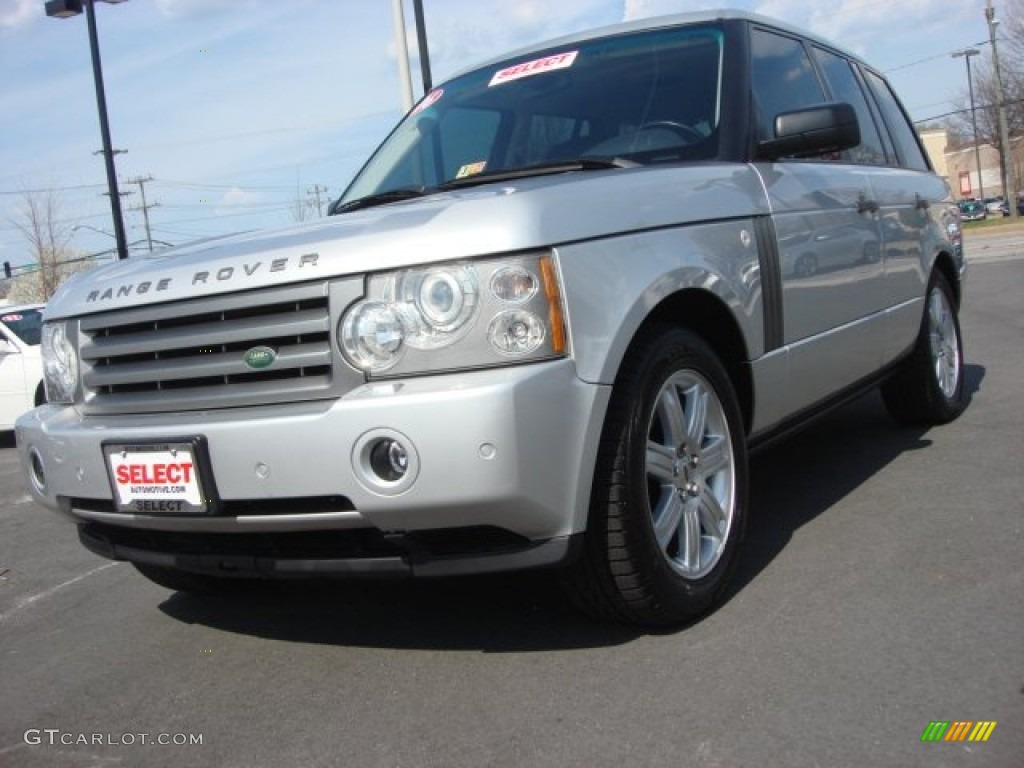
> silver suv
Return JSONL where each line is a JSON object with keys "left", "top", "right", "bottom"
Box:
{"left": 17, "top": 10, "right": 966, "bottom": 626}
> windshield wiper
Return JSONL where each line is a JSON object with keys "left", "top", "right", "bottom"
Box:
{"left": 438, "top": 157, "right": 636, "bottom": 190}
{"left": 330, "top": 186, "right": 427, "bottom": 215}
{"left": 331, "top": 157, "right": 635, "bottom": 215}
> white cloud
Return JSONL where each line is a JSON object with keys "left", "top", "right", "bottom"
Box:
{"left": 753, "top": 0, "right": 971, "bottom": 45}
{"left": 221, "top": 187, "right": 259, "bottom": 207}
{"left": 153, "top": 0, "right": 260, "bottom": 20}
{"left": 0, "top": 0, "right": 37, "bottom": 29}
{"left": 623, "top": 0, "right": 707, "bottom": 22}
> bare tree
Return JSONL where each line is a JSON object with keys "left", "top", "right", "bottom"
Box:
{"left": 947, "top": 1, "right": 1024, "bottom": 154}
{"left": 5, "top": 188, "right": 88, "bottom": 303}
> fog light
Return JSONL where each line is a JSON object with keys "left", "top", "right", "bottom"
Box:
{"left": 370, "top": 438, "right": 408, "bottom": 482}
{"left": 352, "top": 429, "right": 420, "bottom": 495}
{"left": 29, "top": 448, "right": 46, "bottom": 493}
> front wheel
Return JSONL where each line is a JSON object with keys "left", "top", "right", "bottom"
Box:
{"left": 881, "top": 271, "right": 966, "bottom": 425}
{"left": 563, "top": 327, "right": 748, "bottom": 626}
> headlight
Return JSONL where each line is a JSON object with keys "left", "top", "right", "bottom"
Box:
{"left": 340, "top": 253, "right": 567, "bottom": 376}
{"left": 42, "top": 322, "right": 78, "bottom": 404}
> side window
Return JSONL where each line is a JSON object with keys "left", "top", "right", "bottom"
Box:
{"left": 812, "top": 47, "right": 888, "bottom": 166}
{"left": 861, "top": 69, "right": 930, "bottom": 171}
{"left": 750, "top": 29, "right": 826, "bottom": 143}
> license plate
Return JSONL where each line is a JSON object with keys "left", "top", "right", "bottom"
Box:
{"left": 103, "top": 440, "right": 210, "bottom": 515}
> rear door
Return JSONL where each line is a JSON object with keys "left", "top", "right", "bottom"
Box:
{"left": 857, "top": 66, "right": 952, "bottom": 363}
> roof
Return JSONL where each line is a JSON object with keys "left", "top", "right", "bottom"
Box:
{"left": 448, "top": 8, "right": 862, "bottom": 81}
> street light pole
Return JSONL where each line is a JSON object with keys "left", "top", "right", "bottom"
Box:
{"left": 986, "top": 0, "right": 1019, "bottom": 217}
{"left": 412, "top": 0, "right": 432, "bottom": 95}
{"left": 952, "top": 48, "right": 984, "bottom": 200}
{"left": 45, "top": 0, "right": 131, "bottom": 258}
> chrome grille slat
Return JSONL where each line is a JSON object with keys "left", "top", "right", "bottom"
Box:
{"left": 77, "top": 280, "right": 366, "bottom": 415}
{"left": 83, "top": 343, "right": 333, "bottom": 388}
{"left": 80, "top": 309, "right": 329, "bottom": 360}
{"left": 86, "top": 375, "right": 336, "bottom": 413}
{"left": 78, "top": 283, "right": 325, "bottom": 332}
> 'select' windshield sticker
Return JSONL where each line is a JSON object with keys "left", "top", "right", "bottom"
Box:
{"left": 489, "top": 50, "right": 578, "bottom": 87}
{"left": 1, "top": 315, "right": 23, "bottom": 322}
{"left": 411, "top": 88, "right": 444, "bottom": 116}
{"left": 455, "top": 161, "right": 487, "bottom": 179}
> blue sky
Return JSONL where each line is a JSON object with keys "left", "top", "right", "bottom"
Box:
{"left": 0, "top": 0, "right": 991, "bottom": 265}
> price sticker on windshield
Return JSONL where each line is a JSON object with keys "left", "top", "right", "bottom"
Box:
{"left": 489, "top": 50, "right": 578, "bottom": 87}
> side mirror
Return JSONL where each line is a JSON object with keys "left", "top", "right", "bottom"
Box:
{"left": 757, "top": 102, "right": 860, "bottom": 161}
{"left": 0, "top": 337, "right": 14, "bottom": 355}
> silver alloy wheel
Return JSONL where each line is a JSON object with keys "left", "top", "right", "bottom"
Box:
{"left": 928, "top": 284, "right": 961, "bottom": 399}
{"left": 645, "top": 370, "right": 736, "bottom": 579}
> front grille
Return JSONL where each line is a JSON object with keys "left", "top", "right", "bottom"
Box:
{"left": 78, "top": 280, "right": 364, "bottom": 414}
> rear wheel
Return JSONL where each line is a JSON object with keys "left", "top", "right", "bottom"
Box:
{"left": 564, "top": 327, "right": 748, "bottom": 626}
{"left": 881, "top": 271, "right": 965, "bottom": 425}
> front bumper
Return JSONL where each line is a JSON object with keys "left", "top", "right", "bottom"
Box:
{"left": 17, "top": 360, "right": 609, "bottom": 576}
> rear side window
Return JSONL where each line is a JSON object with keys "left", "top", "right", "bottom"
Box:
{"left": 750, "top": 29, "right": 826, "bottom": 142}
{"left": 861, "top": 69, "right": 930, "bottom": 171}
{"left": 812, "top": 47, "right": 888, "bottom": 166}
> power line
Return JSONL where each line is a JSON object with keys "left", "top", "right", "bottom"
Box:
{"left": 157, "top": 179, "right": 298, "bottom": 191}
{"left": 886, "top": 40, "right": 991, "bottom": 73}
{"left": 0, "top": 183, "right": 107, "bottom": 196}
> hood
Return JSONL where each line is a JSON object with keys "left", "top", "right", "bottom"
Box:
{"left": 47, "top": 163, "right": 768, "bottom": 319}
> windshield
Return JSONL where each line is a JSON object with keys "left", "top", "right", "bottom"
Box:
{"left": 0, "top": 307, "right": 43, "bottom": 346}
{"left": 339, "top": 24, "right": 724, "bottom": 208}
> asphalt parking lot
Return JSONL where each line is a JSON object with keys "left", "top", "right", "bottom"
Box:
{"left": 0, "top": 250, "right": 1021, "bottom": 768}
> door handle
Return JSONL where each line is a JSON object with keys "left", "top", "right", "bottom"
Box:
{"left": 915, "top": 194, "right": 931, "bottom": 211}
{"left": 857, "top": 195, "right": 879, "bottom": 215}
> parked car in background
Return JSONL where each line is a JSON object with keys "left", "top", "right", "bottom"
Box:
{"left": 983, "top": 197, "right": 1009, "bottom": 217}
{"left": 0, "top": 304, "right": 45, "bottom": 429}
{"left": 959, "top": 200, "right": 987, "bottom": 221}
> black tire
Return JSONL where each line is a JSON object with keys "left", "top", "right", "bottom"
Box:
{"left": 133, "top": 563, "right": 253, "bottom": 596}
{"left": 881, "top": 271, "right": 966, "bottom": 426}
{"left": 563, "top": 327, "right": 748, "bottom": 627}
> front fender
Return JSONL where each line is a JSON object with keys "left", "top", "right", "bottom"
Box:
{"left": 557, "top": 218, "right": 764, "bottom": 385}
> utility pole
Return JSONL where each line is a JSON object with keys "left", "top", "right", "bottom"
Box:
{"left": 97, "top": 151, "right": 133, "bottom": 246}
{"left": 986, "top": 0, "right": 1019, "bottom": 217}
{"left": 125, "top": 175, "right": 159, "bottom": 251}
{"left": 307, "top": 185, "right": 329, "bottom": 217}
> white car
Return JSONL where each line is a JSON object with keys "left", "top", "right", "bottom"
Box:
{"left": 0, "top": 304, "right": 45, "bottom": 429}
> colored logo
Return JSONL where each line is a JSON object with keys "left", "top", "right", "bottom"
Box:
{"left": 921, "top": 721, "right": 997, "bottom": 742}
{"left": 242, "top": 346, "right": 276, "bottom": 370}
